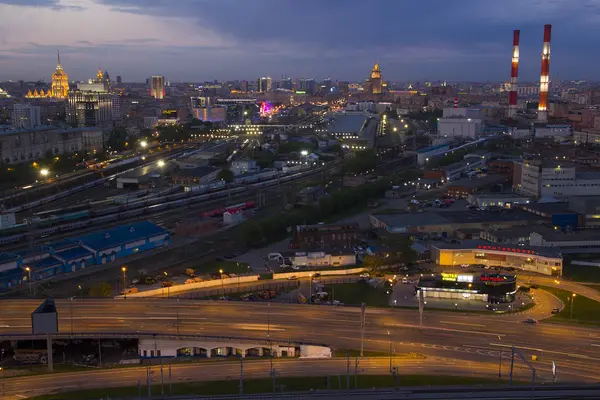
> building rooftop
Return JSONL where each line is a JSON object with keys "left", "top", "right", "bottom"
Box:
{"left": 327, "top": 114, "right": 369, "bottom": 134}
{"left": 430, "top": 240, "right": 562, "bottom": 258}
{"left": 28, "top": 256, "right": 63, "bottom": 271}
{"left": 55, "top": 246, "right": 94, "bottom": 261}
{"left": 447, "top": 175, "right": 507, "bottom": 189}
{"left": 470, "top": 193, "right": 530, "bottom": 200}
{"left": 174, "top": 166, "right": 218, "bottom": 178}
{"left": 531, "top": 226, "right": 600, "bottom": 242}
{"left": 75, "top": 221, "right": 168, "bottom": 251}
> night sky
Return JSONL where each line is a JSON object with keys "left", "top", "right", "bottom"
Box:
{"left": 0, "top": 0, "right": 598, "bottom": 82}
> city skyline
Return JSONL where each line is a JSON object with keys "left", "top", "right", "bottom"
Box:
{"left": 0, "top": 0, "right": 599, "bottom": 82}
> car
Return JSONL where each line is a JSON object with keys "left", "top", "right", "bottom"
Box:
{"left": 359, "top": 273, "right": 370, "bottom": 279}
{"left": 523, "top": 318, "right": 538, "bottom": 324}
{"left": 551, "top": 308, "right": 560, "bottom": 314}
{"left": 287, "top": 276, "right": 298, "bottom": 280}
{"left": 460, "top": 264, "right": 469, "bottom": 268}
{"left": 401, "top": 277, "right": 408, "bottom": 284}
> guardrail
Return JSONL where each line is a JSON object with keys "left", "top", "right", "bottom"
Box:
{"left": 273, "top": 267, "right": 366, "bottom": 280}
{"left": 117, "top": 275, "right": 261, "bottom": 298}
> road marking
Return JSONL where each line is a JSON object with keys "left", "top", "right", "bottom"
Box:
{"left": 71, "top": 316, "right": 178, "bottom": 320}
{"left": 439, "top": 321, "right": 485, "bottom": 327}
{"left": 491, "top": 342, "right": 600, "bottom": 361}
{"left": 591, "top": 344, "right": 600, "bottom": 347}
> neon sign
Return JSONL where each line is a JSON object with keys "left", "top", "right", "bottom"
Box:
{"left": 442, "top": 273, "right": 457, "bottom": 281}
{"left": 480, "top": 276, "right": 507, "bottom": 282}
{"left": 477, "top": 245, "right": 535, "bottom": 255}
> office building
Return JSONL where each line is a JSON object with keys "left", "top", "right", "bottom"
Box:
{"left": 513, "top": 160, "right": 600, "bottom": 198}
{"left": 0, "top": 126, "right": 103, "bottom": 164}
{"left": 257, "top": 76, "right": 272, "bottom": 93}
{"left": 291, "top": 222, "right": 360, "bottom": 249}
{"left": 116, "top": 76, "right": 122, "bottom": 84}
{"left": 299, "top": 78, "right": 317, "bottom": 95}
{"left": 12, "top": 104, "right": 41, "bottom": 129}
{"left": 192, "top": 106, "right": 226, "bottom": 122}
{"left": 67, "top": 91, "right": 113, "bottom": 127}
{"left": 191, "top": 96, "right": 211, "bottom": 108}
{"left": 150, "top": 76, "right": 166, "bottom": 99}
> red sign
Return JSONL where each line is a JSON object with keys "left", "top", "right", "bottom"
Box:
{"left": 477, "top": 245, "right": 535, "bottom": 255}
{"left": 480, "top": 276, "right": 506, "bottom": 282}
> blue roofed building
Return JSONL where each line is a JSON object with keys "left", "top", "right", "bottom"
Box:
{"left": 0, "top": 221, "right": 170, "bottom": 290}
{"left": 75, "top": 221, "right": 171, "bottom": 264}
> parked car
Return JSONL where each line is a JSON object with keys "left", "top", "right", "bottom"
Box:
{"left": 551, "top": 308, "right": 560, "bottom": 314}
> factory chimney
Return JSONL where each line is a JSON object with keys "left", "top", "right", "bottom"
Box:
{"left": 453, "top": 97, "right": 458, "bottom": 108}
{"left": 508, "top": 30, "right": 520, "bottom": 120}
{"left": 537, "top": 24, "right": 552, "bottom": 123}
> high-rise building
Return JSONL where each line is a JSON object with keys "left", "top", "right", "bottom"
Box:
{"left": 116, "top": 76, "right": 122, "bottom": 84}
{"left": 281, "top": 78, "right": 293, "bottom": 90}
{"left": 67, "top": 91, "right": 113, "bottom": 127}
{"left": 25, "top": 51, "right": 69, "bottom": 99}
{"left": 12, "top": 104, "right": 41, "bottom": 129}
{"left": 299, "top": 78, "right": 317, "bottom": 95}
{"left": 257, "top": 76, "right": 272, "bottom": 93}
{"left": 240, "top": 80, "right": 248, "bottom": 92}
{"left": 151, "top": 76, "right": 166, "bottom": 99}
{"left": 368, "top": 63, "right": 383, "bottom": 95}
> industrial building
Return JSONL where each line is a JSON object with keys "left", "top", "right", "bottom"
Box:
{"left": 513, "top": 160, "right": 600, "bottom": 198}
{"left": 0, "top": 221, "right": 170, "bottom": 290}
{"left": 291, "top": 222, "right": 360, "bottom": 249}
{"left": 429, "top": 240, "right": 562, "bottom": 276}
{"left": 370, "top": 209, "right": 545, "bottom": 236}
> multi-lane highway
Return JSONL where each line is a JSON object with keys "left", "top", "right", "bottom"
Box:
{"left": 0, "top": 290, "right": 599, "bottom": 398}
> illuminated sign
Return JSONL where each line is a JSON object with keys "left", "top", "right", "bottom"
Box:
{"left": 480, "top": 276, "right": 507, "bottom": 282}
{"left": 295, "top": 90, "right": 306, "bottom": 94}
{"left": 476, "top": 245, "right": 535, "bottom": 255}
{"left": 442, "top": 273, "right": 458, "bottom": 281}
{"left": 457, "top": 275, "right": 474, "bottom": 283}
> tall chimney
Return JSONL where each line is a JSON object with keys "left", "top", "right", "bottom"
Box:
{"left": 508, "top": 30, "right": 520, "bottom": 119}
{"left": 453, "top": 97, "right": 458, "bottom": 108}
{"left": 537, "top": 24, "right": 552, "bottom": 123}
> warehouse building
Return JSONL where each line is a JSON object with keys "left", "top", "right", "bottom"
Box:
{"left": 0, "top": 221, "right": 170, "bottom": 290}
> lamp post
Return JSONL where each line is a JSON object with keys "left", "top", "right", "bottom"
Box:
{"left": 387, "top": 330, "right": 392, "bottom": 373}
{"left": 25, "top": 267, "right": 31, "bottom": 297}
{"left": 309, "top": 273, "right": 313, "bottom": 304}
{"left": 164, "top": 272, "right": 169, "bottom": 299}
{"left": 121, "top": 266, "right": 127, "bottom": 299}
{"left": 219, "top": 269, "right": 224, "bottom": 297}
{"left": 78, "top": 284, "right": 83, "bottom": 302}
{"left": 570, "top": 293, "right": 576, "bottom": 319}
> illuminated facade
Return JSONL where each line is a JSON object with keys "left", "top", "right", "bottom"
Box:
{"left": 151, "top": 76, "right": 166, "bottom": 99}
{"left": 364, "top": 63, "right": 384, "bottom": 95}
{"left": 430, "top": 241, "right": 562, "bottom": 276}
{"left": 25, "top": 51, "right": 69, "bottom": 99}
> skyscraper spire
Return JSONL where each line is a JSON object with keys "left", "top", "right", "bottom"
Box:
{"left": 57, "top": 49, "right": 61, "bottom": 66}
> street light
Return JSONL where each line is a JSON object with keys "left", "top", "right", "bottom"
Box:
{"left": 121, "top": 267, "right": 127, "bottom": 299}
{"left": 140, "top": 140, "right": 148, "bottom": 148}
{"left": 387, "top": 330, "right": 392, "bottom": 372}
{"left": 219, "top": 269, "right": 224, "bottom": 297}
{"left": 25, "top": 267, "right": 31, "bottom": 296}
{"left": 300, "top": 150, "right": 308, "bottom": 157}
{"left": 309, "top": 273, "right": 313, "bottom": 304}
{"left": 40, "top": 168, "right": 49, "bottom": 177}
{"left": 78, "top": 284, "right": 84, "bottom": 302}
{"left": 570, "top": 293, "right": 576, "bottom": 318}
{"left": 157, "top": 160, "right": 165, "bottom": 168}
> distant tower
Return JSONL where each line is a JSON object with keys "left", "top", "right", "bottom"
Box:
{"left": 537, "top": 24, "right": 552, "bottom": 123}
{"left": 507, "top": 30, "right": 520, "bottom": 119}
{"left": 370, "top": 63, "right": 383, "bottom": 95}
{"left": 453, "top": 97, "right": 459, "bottom": 108}
{"left": 51, "top": 50, "right": 69, "bottom": 99}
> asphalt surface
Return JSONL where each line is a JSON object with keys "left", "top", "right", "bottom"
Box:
{"left": 0, "top": 284, "right": 599, "bottom": 398}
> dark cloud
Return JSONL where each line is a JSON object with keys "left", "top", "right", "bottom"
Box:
{"left": 52, "top": 4, "right": 86, "bottom": 11}
{"left": 0, "top": 0, "right": 59, "bottom": 6}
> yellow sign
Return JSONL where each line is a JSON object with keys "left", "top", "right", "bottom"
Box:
{"left": 441, "top": 273, "right": 458, "bottom": 282}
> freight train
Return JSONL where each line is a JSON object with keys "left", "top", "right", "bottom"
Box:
{"left": 201, "top": 200, "right": 256, "bottom": 218}
{"left": 0, "top": 167, "right": 322, "bottom": 246}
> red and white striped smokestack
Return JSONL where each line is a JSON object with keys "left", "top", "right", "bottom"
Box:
{"left": 537, "top": 24, "right": 552, "bottom": 122}
{"left": 508, "top": 30, "right": 520, "bottom": 119}
{"left": 453, "top": 97, "right": 458, "bottom": 108}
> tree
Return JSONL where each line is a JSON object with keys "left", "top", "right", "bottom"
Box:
{"left": 345, "top": 149, "right": 378, "bottom": 174}
{"left": 362, "top": 255, "right": 384, "bottom": 272}
{"left": 106, "top": 127, "right": 128, "bottom": 151}
{"left": 217, "top": 168, "right": 234, "bottom": 183}
{"left": 89, "top": 282, "right": 113, "bottom": 297}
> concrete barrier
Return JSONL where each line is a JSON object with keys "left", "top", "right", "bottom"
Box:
{"left": 273, "top": 267, "right": 366, "bottom": 281}
{"left": 117, "top": 275, "right": 260, "bottom": 298}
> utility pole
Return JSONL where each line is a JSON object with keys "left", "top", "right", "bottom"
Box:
{"left": 160, "top": 357, "right": 164, "bottom": 395}
{"left": 419, "top": 290, "right": 424, "bottom": 329}
{"left": 169, "top": 363, "right": 172, "bottom": 395}
{"left": 239, "top": 356, "right": 244, "bottom": 396}
{"left": 360, "top": 303, "right": 366, "bottom": 357}
{"left": 147, "top": 366, "right": 151, "bottom": 399}
{"left": 509, "top": 346, "right": 515, "bottom": 385}
{"left": 346, "top": 353, "right": 350, "bottom": 390}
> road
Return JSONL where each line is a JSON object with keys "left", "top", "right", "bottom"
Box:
{"left": 1, "top": 295, "right": 599, "bottom": 398}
